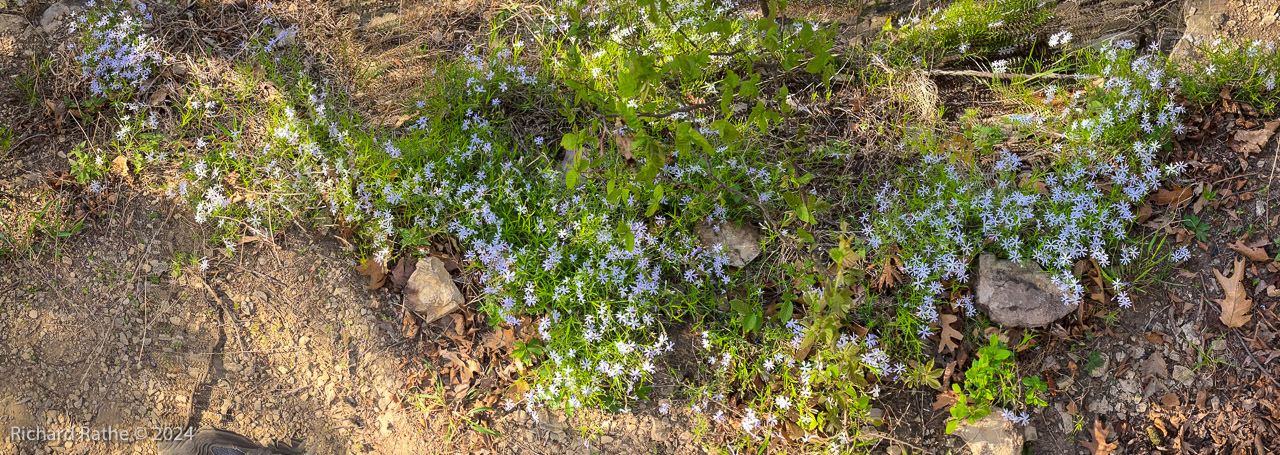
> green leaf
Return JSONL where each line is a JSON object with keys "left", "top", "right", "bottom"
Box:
{"left": 730, "top": 299, "right": 749, "bottom": 315}
{"left": 470, "top": 422, "right": 502, "bottom": 437}
{"left": 561, "top": 132, "right": 580, "bottom": 151}
{"left": 565, "top": 168, "right": 580, "bottom": 189}
{"left": 805, "top": 51, "right": 830, "bottom": 74}
{"left": 646, "top": 184, "right": 665, "bottom": 216}
{"left": 745, "top": 313, "right": 762, "bottom": 334}
{"left": 617, "top": 218, "right": 636, "bottom": 251}
{"left": 720, "top": 70, "right": 740, "bottom": 116}
{"left": 775, "top": 299, "right": 794, "bottom": 323}
{"left": 796, "top": 227, "right": 814, "bottom": 243}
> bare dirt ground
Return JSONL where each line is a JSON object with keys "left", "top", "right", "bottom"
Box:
{"left": 3, "top": 0, "right": 1280, "bottom": 454}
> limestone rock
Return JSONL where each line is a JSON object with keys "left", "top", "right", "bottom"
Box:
{"left": 0, "top": 14, "right": 27, "bottom": 36}
{"left": 695, "top": 221, "right": 761, "bottom": 268}
{"left": 975, "top": 254, "right": 1076, "bottom": 328}
{"left": 954, "top": 414, "right": 1023, "bottom": 455}
{"left": 402, "top": 257, "right": 463, "bottom": 323}
{"left": 41, "top": 1, "right": 82, "bottom": 35}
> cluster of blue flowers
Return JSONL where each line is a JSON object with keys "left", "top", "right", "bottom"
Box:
{"left": 72, "top": 0, "right": 161, "bottom": 97}
{"left": 860, "top": 40, "right": 1189, "bottom": 351}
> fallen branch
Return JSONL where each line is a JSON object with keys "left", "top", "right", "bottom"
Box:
{"left": 832, "top": 70, "right": 1100, "bottom": 83}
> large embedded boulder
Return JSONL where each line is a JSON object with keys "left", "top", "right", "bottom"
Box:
{"left": 402, "top": 256, "right": 463, "bottom": 324}
{"left": 975, "top": 254, "right": 1076, "bottom": 328}
{"left": 953, "top": 414, "right": 1024, "bottom": 455}
{"left": 695, "top": 221, "right": 762, "bottom": 268}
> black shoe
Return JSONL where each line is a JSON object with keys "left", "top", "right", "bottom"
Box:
{"left": 157, "top": 427, "right": 303, "bottom": 455}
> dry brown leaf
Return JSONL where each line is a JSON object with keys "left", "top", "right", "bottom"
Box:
{"left": 390, "top": 255, "right": 417, "bottom": 289}
{"left": 1081, "top": 419, "right": 1118, "bottom": 455}
{"left": 43, "top": 99, "right": 66, "bottom": 128}
{"left": 938, "top": 313, "right": 962, "bottom": 354}
{"left": 1140, "top": 354, "right": 1168, "bottom": 378}
{"left": 439, "top": 350, "right": 479, "bottom": 385}
{"left": 876, "top": 255, "right": 903, "bottom": 291}
{"left": 1229, "top": 239, "right": 1271, "bottom": 262}
{"left": 1213, "top": 257, "right": 1253, "bottom": 328}
{"left": 611, "top": 119, "right": 635, "bottom": 161}
{"left": 932, "top": 390, "right": 962, "bottom": 411}
{"left": 1151, "top": 184, "right": 1194, "bottom": 208}
{"left": 355, "top": 259, "right": 388, "bottom": 290}
{"left": 1134, "top": 202, "right": 1153, "bottom": 224}
{"left": 1233, "top": 121, "right": 1280, "bottom": 159}
{"left": 1159, "top": 393, "right": 1179, "bottom": 408}
{"left": 111, "top": 155, "right": 130, "bottom": 179}
{"left": 402, "top": 308, "right": 420, "bottom": 339}
{"left": 149, "top": 86, "right": 171, "bottom": 107}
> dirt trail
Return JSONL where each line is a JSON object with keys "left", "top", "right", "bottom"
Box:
{"left": 0, "top": 194, "right": 434, "bottom": 454}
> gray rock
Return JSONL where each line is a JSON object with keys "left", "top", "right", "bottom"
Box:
{"left": 1088, "top": 353, "right": 1110, "bottom": 378}
{"left": 953, "top": 414, "right": 1023, "bottom": 455}
{"left": 402, "top": 256, "right": 463, "bottom": 324}
{"left": 694, "top": 221, "right": 761, "bottom": 268}
{"left": 41, "top": 1, "right": 82, "bottom": 35}
{"left": 1171, "top": 0, "right": 1223, "bottom": 61}
{"left": 363, "top": 12, "right": 399, "bottom": 30}
{"left": 975, "top": 254, "right": 1077, "bottom": 328}
{"left": 0, "top": 14, "right": 27, "bottom": 36}
{"left": 558, "top": 148, "right": 588, "bottom": 172}
{"left": 1172, "top": 365, "right": 1195, "bottom": 386}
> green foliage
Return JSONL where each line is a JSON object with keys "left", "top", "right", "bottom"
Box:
{"left": 1178, "top": 40, "right": 1280, "bottom": 114}
{"left": 1182, "top": 214, "right": 1211, "bottom": 242}
{"left": 68, "top": 142, "right": 108, "bottom": 185}
{"left": 885, "top": 0, "right": 1054, "bottom": 64}
{"left": 946, "top": 335, "right": 1044, "bottom": 433}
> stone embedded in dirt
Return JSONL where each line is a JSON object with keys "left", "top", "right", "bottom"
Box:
{"left": 0, "top": 14, "right": 30, "bottom": 58}
{"left": 974, "top": 254, "right": 1077, "bottom": 328}
{"left": 40, "top": 1, "right": 82, "bottom": 35}
{"left": 558, "top": 148, "right": 588, "bottom": 172}
{"left": 694, "top": 221, "right": 762, "bottom": 268}
{"left": 0, "top": 14, "right": 26, "bottom": 36}
{"left": 1088, "top": 353, "right": 1110, "bottom": 378}
{"left": 953, "top": 414, "right": 1024, "bottom": 455}
{"left": 1172, "top": 365, "right": 1195, "bottom": 386}
{"left": 402, "top": 256, "right": 463, "bottom": 324}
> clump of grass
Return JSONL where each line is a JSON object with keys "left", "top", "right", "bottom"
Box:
{"left": 883, "top": 0, "right": 1057, "bottom": 68}
{"left": 1177, "top": 38, "right": 1280, "bottom": 113}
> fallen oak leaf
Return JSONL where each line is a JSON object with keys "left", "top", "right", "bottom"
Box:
{"left": 1081, "top": 419, "right": 1118, "bottom": 455}
{"left": 1232, "top": 120, "right": 1280, "bottom": 159}
{"left": 1229, "top": 239, "right": 1271, "bottom": 262}
{"left": 875, "top": 255, "right": 903, "bottom": 291}
{"left": 355, "top": 259, "right": 388, "bottom": 290}
{"left": 938, "top": 313, "right": 963, "bottom": 354}
{"left": 1151, "top": 183, "right": 1194, "bottom": 208}
{"left": 390, "top": 255, "right": 417, "bottom": 289}
{"left": 932, "top": 389, "right": 962, "bottom": 411}
{"left": 1214, "top": 257, "right": 1253, "bottom": 328}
